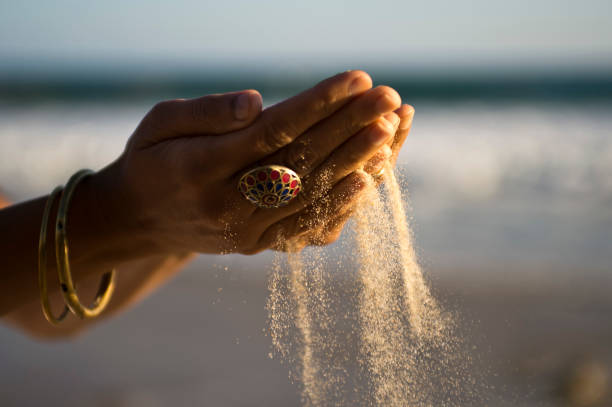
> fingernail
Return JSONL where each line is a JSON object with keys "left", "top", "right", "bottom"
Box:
{"left": 233, "top": 93, "right": 254, "bottom": 120}
{"left": 375, "top": 94, "right": 396, "bottom": 113}
{"left": 399, "top": 117, "right": 413, "bottom": 130}
{"left": 349, "top": 75, "right": 371, "bottom": 96}
{"left": 369, "top": 119, "right": 393, "bottom": 146}
{"left": 399, "top": 106, "right": 415, "bottom": 129}
{"left": 384, "top": 112, "right": 400, "bottom": 129}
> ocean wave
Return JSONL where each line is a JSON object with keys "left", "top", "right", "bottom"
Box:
{"left": 1, "top": 102, "right": 611, "bottom": 206}
{"left": 1, "top": 101, "right": 611, "bottom": 269}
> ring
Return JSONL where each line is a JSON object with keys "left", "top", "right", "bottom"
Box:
{"left": 238, "top": 165, "right": 302, "bottom": 209}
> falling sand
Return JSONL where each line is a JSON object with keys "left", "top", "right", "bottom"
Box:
{"left": 267, "top": 163, "right": 489, "bottom": 406}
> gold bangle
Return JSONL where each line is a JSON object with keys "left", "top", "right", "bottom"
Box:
{"left": 55, "top": 169, "right": 116, "bottom": 319}
{"left": 38, "top": 186, "right": 70, "bottom": 325}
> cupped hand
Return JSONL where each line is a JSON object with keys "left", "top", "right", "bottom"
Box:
{"left": 281, "top": 103, "right": 415, "bottom": 251}
{"left": 93, "top": 71, "right": 406, "bottom": 255}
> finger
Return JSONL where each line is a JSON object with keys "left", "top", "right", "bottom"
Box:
{"left": 255, "top": 171, "right": 369, "bottom": 251}
{"left": 281, "top": 203, "right": 354, "bottom": 250}
{"left": 139, "top": 90, "right": 263, "bottom": 144}
{"left": 307, "top": 204, "right": 356, "bottom": 246}
{"left": 276, "top": 238, "right": 308, "bottom": 253}
{"left": 362, "top": 112, "right": 398, "bottom": 175}
{"left": 222, "top": 70, "right": 373, "bottom": 164}
{"left": 383, "top": 111, "right": 400, "bottom": 147}
{"left": 363, "top": 144, "right": 392, "bottom": 174}
{"left": 259, "top": 86, "right": 401, "bottom": 177}
{"left": 312, "top": 116, "right": 396, "bottom": 186}
{"left": 226, "top": 104, "right": 395, "bottom": 220}
{"left": 306, "top": 191, "right": 361, "bottom": 247}
{"left": 254, "top": 117, "right": 395, "bottom": 225}
{"left": 365, "top": 107, "right": 409, "bottom": 186}
{"left": 390, "top": 104, "right": 415, "bottom": 165}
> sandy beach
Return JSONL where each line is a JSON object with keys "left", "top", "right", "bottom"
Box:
{"left": 0, "top": 255, "right": 610, "bottom": 406}
{"left": 1, "top": 74, "right": 611, "bottom": 407}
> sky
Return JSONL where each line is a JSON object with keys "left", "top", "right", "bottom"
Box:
{"left": 1, "top": 0, "right": 611, "bottom": 72}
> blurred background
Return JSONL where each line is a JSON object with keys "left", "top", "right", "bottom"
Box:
{"left": 1, "top": 1, "right": 611, "bottom": 406}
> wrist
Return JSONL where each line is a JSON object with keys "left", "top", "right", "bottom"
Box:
{"left": 68, "top": 162, "right": 163, "bottom": 269}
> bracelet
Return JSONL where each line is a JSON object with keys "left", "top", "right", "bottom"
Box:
{"left": 54, "top": 169, "right": 116, "bottom": 319}
{"left": 38, "top": 186, "right": 70, "bottom": 324}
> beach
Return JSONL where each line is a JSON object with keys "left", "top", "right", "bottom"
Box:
{"left": 0, "top": 257, "right": 610, "bottom": 406}
{"left": 1, "top": 74, "right": 611, "bottom": 405}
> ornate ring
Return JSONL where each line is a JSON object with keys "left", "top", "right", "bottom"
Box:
{"left": 238, "top": 165, "right": 302, "bottom": 209}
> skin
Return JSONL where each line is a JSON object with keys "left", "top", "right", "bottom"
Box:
{"left": 0, "top": 71, "right": 415, "bottom": 338}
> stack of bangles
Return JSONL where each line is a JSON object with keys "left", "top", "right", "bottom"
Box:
{"left": 38, "top": 169, "right": 115, "bottom": 325}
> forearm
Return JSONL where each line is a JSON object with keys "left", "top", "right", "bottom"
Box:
{"left": 0, "top": 167, "right": 158, "bottom": 315}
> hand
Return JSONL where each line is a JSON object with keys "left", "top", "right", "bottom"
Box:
{"left": 279, "top": 104, "right": 415, "bottom": 251}
{"left": 91, "top": 71, "right": 402, "bottom": 255}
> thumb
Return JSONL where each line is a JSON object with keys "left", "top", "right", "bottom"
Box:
{"left": 142, "top": 90, "right": 263, "bottom": 141}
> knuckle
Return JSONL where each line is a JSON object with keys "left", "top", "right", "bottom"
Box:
{"left": 286, "top": 141, "right": 318, "bottom": 174}
{"left": 337, "top": 145, "right": 363, "bottom": 175}
{"left": 312, "top": 85, "right": 338, "bottom": 116}
{"left": 148, "top": 100, "right": 175, "bottom": 120}
{"left": 374, "top": 85, "right": 395, "bottom": 97}
{"left": 190, "top": 99, "right": 214, "bottom": 128}
{"left": 342, "top": 115, "right": 357, "bottom": 137}
{"left": 375, "top": 86, "right": 401, "bottom": 106}
{"left": 257, "top": 118, "right": 295, "bottom": 154}
{"left": 148, "top": 101, "right": 166, "bottom": 118}
{"left": 349, "top": 70, "right": 370, "bottom": 82}
{"left": 138, "top": 100, "right": 177, "bottom": 138}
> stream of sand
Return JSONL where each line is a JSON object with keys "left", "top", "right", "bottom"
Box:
{"left": 267, "top": 164, "right": 487, "bottom": 406}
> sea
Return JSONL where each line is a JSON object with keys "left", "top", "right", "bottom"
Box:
{"left": 1, "top": 69, "right": 611, "bottom": 273}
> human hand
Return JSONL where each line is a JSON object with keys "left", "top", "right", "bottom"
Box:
{"left": 91, "top": 71, "right": 403, "bottom": 255}
{"left": 278, "top": 104, "right": 415, "bottom": 251}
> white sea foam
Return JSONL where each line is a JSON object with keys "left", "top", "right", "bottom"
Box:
{"left": 1, "top": 101, "right": 611, "bottom": 269}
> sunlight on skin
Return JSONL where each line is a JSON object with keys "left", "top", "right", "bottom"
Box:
{"left": 0, "top": 193, "right": 8, "bottom": 209}
{"left": 0, "top": 71, "right": 415, "bottom": 339}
